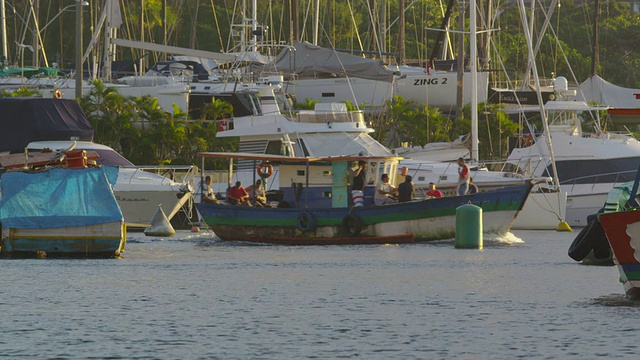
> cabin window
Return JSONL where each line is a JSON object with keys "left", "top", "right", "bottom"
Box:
{"left": 323, "top": 191, "right": 332, "bottom": 198}
{"left": 265, "top": 141, "right": 283, "bottom": 155}
{"left": 417, "top": 176, "right": 425, "bottom": 182}
{"left": 321, "top": 93, "right": 335, "bottom": 97}
{"left": 439, "top": 175, "right": 448, "bottom": 181}
{"left": 297, "top": 170, "right": 305, "bottom": 176}
{"left": 322, "top": 170, "right": 332, "bottom": 177}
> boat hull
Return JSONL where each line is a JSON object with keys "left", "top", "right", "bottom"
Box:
{"left": 512, "top": 191, "right": 568, "bottom": 230}
{"left": 197, "top": 183, "right": 532, "bottom": 244}
{"left": 599, "top": 210, "right": 640, "bottom": 299}
{"left": 0, "top": 221, "right": 126, "bottom": 258}
{"left": 114, "top": 189, "right": 191, "bottom": 226}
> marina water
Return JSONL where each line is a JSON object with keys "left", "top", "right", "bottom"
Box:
{"left": 1, "top": 229, "right": 638, "bottom": 359}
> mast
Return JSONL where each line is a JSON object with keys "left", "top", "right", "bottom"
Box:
{"left": 75, "top": 0, "right": 83, "bottom": 98}
{"left": 456, "top": 0, "right": 465, "bottom": 116}
{"left": 517, "top": 0, "right": 561, "bottom": 193}
{"left": 313, "top": 0, "right": 320, "bottom": 45}
{"left": 591, "top": 0, "right": 599, "bottom": 76}
{"left": 1, "top": 0, "right": 7, "bottom": 65}
{"left": 398, "top": 0, "right": 405, "bottom": 65}
{"left": 470, "top": 0, "right": 478, "bottom": 161}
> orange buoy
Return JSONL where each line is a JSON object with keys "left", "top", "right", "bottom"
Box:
{"left": 191, "top": 226, "right": 201, "bottom": 233}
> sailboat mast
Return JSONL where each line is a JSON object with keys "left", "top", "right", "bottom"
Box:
{"left": 1, "top": 0, "right": 7, "bottom": 64}
{"left": 313, "top": 0, "right": 320, "bottom": 45}
{"left": 591, "top": 0, "right": 599, "bottom": 76}
{"left": 517, "top": 0, "right": 561, "bottom": 192}
{"left": 399, "top": 0, "right": 405, "bottom": 65}
{"left": 470, "top": 0, "right": 479, "bottom": 161}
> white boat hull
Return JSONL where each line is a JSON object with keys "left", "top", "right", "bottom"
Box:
{"left": 511, "top": 191, "right": 568, "bottom": 230}
{"left": 394, "top": 71, "right": 489, "bottom": 112}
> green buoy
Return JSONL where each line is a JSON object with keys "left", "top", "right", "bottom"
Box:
{"left": 455, "top": 204, "right": 483, "bottom": 249}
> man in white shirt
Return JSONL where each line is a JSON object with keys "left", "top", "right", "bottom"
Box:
{"left": 374, "top": 173, "right": 397, "bottom": 205}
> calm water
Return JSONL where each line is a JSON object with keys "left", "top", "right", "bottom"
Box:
{"left": 0, "top": 229, "right": 637, "bottom": 359}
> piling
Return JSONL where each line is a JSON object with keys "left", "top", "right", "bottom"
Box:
{"left": 455, "top": 204, "right": 483, "bottom": 249}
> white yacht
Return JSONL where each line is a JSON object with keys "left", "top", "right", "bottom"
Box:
{"left": 27, "top": 141, "right": 195, "bottom": 227}
{"left": 506, "top": 79, "right": 640, "bottom": 226}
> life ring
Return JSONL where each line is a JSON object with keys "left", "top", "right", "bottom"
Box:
{"left": 342, "top": 214, "right": 364, "bottom": 237}
{"left": 53, "top": 89, "right": 62, "bottom": 99}
{"left": 257, "top": 162, "right": 273, "bottom": 178}
{"left": 522, "top": 133, "right": 533, "bottom": 147}
{"left": 297, "top": 210, "right": 315, "bottom": 232}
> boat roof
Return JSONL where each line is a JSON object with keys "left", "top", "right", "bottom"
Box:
{"left": 197, "top": 152, "right": 403, "bottom": 163}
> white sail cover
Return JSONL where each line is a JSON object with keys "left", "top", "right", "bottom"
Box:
{"left": 578, "top": 75, "right": 640, "bottom": 109}
{"left": 259, "top": 41, "right": 397, "bottom": 83}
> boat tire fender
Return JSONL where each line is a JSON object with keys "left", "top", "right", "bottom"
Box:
{"left": 342, "top": 214, "right": 364, "bottom": 237}
{"left": 297, "top": 211, "right": 315, "bottom": 232}
{"left": 568, "top": 219, "right": 599, "bottom": 261}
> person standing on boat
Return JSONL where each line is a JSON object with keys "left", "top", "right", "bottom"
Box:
{"left": 426, "top": 182, "right": 443, "bottom": 198}
{"left": 202, "top": 175, "right": 220, "bottom": 204}
{"left": 227, "top": 181, "right": 251, "bottom": 206}
{"left": 351, "top": 160, "right": 367, "bottom": 207}
{"left": 457, "top": 157, "right": 470, "bottom": 196}
{"left": 398, "top": 175, "right": 415, "bottom": 202}
{"left": 374, "top": 173, "right": 397, "bottom": 205}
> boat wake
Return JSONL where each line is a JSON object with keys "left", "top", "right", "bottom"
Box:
{"left": 485, "top": 232, "right": 525, "bottom": 245}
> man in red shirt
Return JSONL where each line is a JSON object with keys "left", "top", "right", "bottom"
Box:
{"left": 227, "top": 181, "right": 250, "bottom": 205}
{"left": 426, "top": 182, "right": 443, "bottom": 198}
{"left": 457, "top": 157, "right": 470, "bottom": 196}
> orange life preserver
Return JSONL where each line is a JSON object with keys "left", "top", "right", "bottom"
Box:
{"left": 523, "top": 133, "right": 533, "bottom": 147}
{"left": 53, "top": 89, "right": 62, "bottom": 99}
{"left": 257, "top": 162, "right": 273, "bottom": 178}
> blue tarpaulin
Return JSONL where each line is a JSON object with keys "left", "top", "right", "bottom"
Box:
{"left": 0, "top": 167, "right": 122, "bottom": 229}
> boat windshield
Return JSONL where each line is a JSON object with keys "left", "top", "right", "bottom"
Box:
{"left": 90, "top": 149, "right": 135, "bottom": 166}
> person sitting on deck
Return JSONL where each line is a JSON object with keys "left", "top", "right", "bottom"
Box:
{"left": 246, "top": 179, "right": 268, "bottom": 207}
{"left": 468, "top": 177, "right": 479, "bottom": 194}
{"left": 227, "top": 181, "right": 251, "bottom": 206}
{"left": 397, "top": 175, "right": 415, "bottom": 202}
{"left": 202, "top": 175, "right": 219, "bottom": 204}
{"left": 425, "top": 182, "right": 443, "bottom": 198}
{"left": 374, "top": 173, "right": 397, "bottom": 205}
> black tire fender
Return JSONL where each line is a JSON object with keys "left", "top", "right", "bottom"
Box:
{"left": 297, "top": 211, "right": 315, "bottom": 232}
{"left": 342, "top": 214, "right": 364, "bottom": 237}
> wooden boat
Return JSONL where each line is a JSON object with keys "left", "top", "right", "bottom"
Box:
{"left": 195, "top": 152, "right": 533, "bottom": 245}
{"left": 595, "top": 170, "right": 640, "bottom": 298}
{"left": 0, "top": 166, "right": 125, "bottom": 258}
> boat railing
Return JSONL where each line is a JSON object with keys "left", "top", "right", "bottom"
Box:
{"left": 488, "top": 155, "right": 551, "bottom": 178}
{"left": 560, "top": 169, "right": 639, "bottom": 194}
